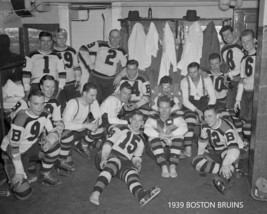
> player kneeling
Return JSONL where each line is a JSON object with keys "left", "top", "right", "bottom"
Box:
{"left": 90, "top": 111, "right": 161, "bottom": 207}
{"left": 191, "top": 105, "right": 247, "bottom": 194}
{"left": 1, "top": 90, "right": 63, "bottom": 200}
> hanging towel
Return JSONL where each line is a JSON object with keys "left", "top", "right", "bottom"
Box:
{"left": 128, "top": 23, "right": 151, "bottom": 70}
{"left": 177, "top": 21, "right": 203, "bottom": 76}
{"left": 158, "top": 22, "right": 177, "bottom": 83}
{"left": 145, "top": 22, "right": 159, "bottom": 58}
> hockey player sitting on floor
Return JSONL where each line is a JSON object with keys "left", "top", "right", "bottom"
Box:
{"left": 90, "top": 111, "right": 161, "bottom": 207}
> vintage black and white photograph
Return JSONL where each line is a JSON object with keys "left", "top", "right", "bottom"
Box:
{"left": 0, "top": 0, "right": 266, "bottom": 213}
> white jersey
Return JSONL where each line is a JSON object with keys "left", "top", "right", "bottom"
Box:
{"left": 78, "top": 41, "right": 127, "bottom": 77}
{"left": 100, "top": 95, "right": 128, "bottom": 125}
{"left": 63, "top": 98, "right": 101, "bottom": 131}
{"left": 240, "top": 51, "right": 256, "bottom": 91}
{"left": 54, "top": 46, "right": 81, "bottom": 83}
{"left": 144, "top": 114, "right": 188, "bottom": 139}
{"left": 208, "top": 72, "right": 228, "bottom": 100}
{"left": 221, "top": 42, "right": 244, "bottom": 78}
{"left": 107, "top": 125, "right": 144, "bottom": 160}
{"left": 22, "top": 50, "right": 66, "bottom": 91}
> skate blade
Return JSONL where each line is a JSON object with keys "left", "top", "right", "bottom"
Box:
{"left": 139, "top": 187, "right": 161, "bottom": 207}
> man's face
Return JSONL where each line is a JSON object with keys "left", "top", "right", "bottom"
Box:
{"left": 39, "top": 36, "right": 53, "bottom": 52}
{"left": 120, "top": 87, "right": 131, "bottom": 103}
{"left": 209, "top": 58, "right": 221, "bottom": 74}
{"left": 221, "top": 29, "right": 235, "bottom": 44}
{"left": 40, "top": 79, "right": 55, "bottom": 99}
{"left": 109, "top": 30, "right": 121, "bottom": 47}
{"left": 241, "top": 34, "right": 255, "bottom": 53}
{"left": 55, "top": 35, "right": 67, "bottom": 48}
{"left": 129, "top": 114, "right": 144, "bottom": 132}
{"left": 161, "top": 83, "right": 172, "bottom": 96}
{"left": 158, "top": 101, "right": 171, "bottom": 119}
{"left": 204, "top": 109, "right": 219, "bottom": 128}
{"left": 28, "top": 95, "right": 45, "bottom": 116}
{"left": 188, "top": 66, "right": 200, "bottom": 81}
{"left": 126, "top": 64, "right": 138, "bottom": 80}
{"left": 84, "top": 88, "right": 97, "bottom": 104}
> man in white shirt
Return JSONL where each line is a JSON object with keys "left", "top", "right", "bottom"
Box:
{"left": 144, "top": 96, "right": 188, "bottom": 178}
{"left": 59, "top": 82, "right": 103, "bottom": 166}
{"left": 100, "top": 81, "right": 132, "bottom": 129}
{"left": 180, "top": 62, "right": 216, "bottom": 157}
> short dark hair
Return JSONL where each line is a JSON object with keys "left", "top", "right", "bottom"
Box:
{"left": 28, "top": 90, "right": 45, "bottom": 101}
{"left": 160, "top": 76, "right": 172, "bottom": 85}
{"left": 209, "top": 53, "right": 221, "bottom": 62}
{"left": 203, "top": 105, "right": 219, "bottom": 115}
{"left": 219, "top": 25, "right": 233, "bottom": 37}
{"left": 130, "top": 110, "right": 144, "bottom": 119}
{"left": 157, "top": 95, "right": 171, "bottom": 107}
{"left": 120, "top": 81, "right": 132, "bottom": 91}
{"left": 39, "top": 31, "right": 53, "bottom": 40}
{"left": 126, "top": 59, "right": 139, "bottom": 68}
{"left": 82, "top": 82, "right": 97, "bottom": 93}
{"left": 241, "top": 29, "right": 255, "bottom": 39}
{"left": 39, "top": 75, "right": 55, "bottom": 87}
{"left": 188, "top": 62, "right": 200, "bottom": 70}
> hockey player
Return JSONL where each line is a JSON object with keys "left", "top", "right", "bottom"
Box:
{"left": 90, "top": 111, "right": 161, "bottom": 207}
{"left": 78, "top": 29, "right": 127, "bottom": 104}
{"left": 150, "top": 75, "right": 183, "bottom": 115}
{"left": 22, "top": 31, "right": 66, "bottom": 98}
{"left": 234, "top": 29, "right": 257, "bottom": 144}
{"left": 1, "top": 90, "right": 63, "bottom": 199}
{"left": 60, "top": 82, "right": 102, "bottom": 162}
{"left": 208, "top": 53, "right": 229, "bottom": 118}
{"left": 180, "top": 62, "right": 216, "bottom": 157}
{"left": 100, "top": 81, "right": 132, "bottom": 129}
{"left": 192, "top": 105, "right": 244, "bottom": 194}
{"left": 220, "top": 25, "right": 244, "bottom": 129}
{"left": 115, "top": 59, "right": 151, "bottom": 115}
{"left": 144, "top": 96, "right": 188, "bottom": 178}
{"left": 53, "top": 28, "right": 82, "bottom": 110}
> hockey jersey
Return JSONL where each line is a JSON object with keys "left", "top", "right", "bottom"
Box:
{"left": 144, "top": 114, "right": 188, "bottom": 138}
{"left": 1, "top": 110, "right": 55, "bottom": 154}
{"left": 116, "top": 74, "right": 151, "bottom": 104}
{"left": 208, "top": 72, "right": 228, "bottom": 100}
{"left": 200, "top": 118, "right": 243, "bottom": 152}
{"left": 240, "top": 51, "right": 256, "bottom": 91}
{"left": 221, "top": 42, "right": 244, "bottom": 78}
{"left": 151, "top": 84, "right": 183, "bottom": 112}
{"left": 54, "top": 46, "right": 81, "bottom": 83}
{"left": 78, "top": 41, "right": 127, "bottom": 77}
{"left": 22, "top": 50, "right": 66, "bottom": 91}
{"left": 106, "top": 125, "right": 144, "bottom": 160}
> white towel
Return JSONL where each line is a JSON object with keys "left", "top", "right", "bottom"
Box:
{"left": 158, "top": 22, "right": 177, "bottom": 83}
{"left": 145, "top": 22, "right": 159, "bottom": 58}
{"left": 3, "top": 79, "right": 25, "bottom": 99}
{"left": 177, "top": 21, "right": 203, "bottom": 76}
{"left": 128, "top": 23, "right": 151, "bottom": 70}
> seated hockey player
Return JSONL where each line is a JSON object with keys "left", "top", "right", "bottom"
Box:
{"left": 90, "top": 111, "right": 161, "bottom": 207}
{"left": 191, "top": 105, "right": 246, "bottom": 194}
{"left": 150, "top": 75, "right": 183, "bottom": 116}
{"left": 114, "top": 59, "right": 151, "bottom": 116}
{"left": 144, "top": 96, "right": 188, "bottom": 178}
{"left": 1, "top": 90, "right": 63, "bottom": 200}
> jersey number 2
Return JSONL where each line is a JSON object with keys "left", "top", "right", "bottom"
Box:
{"left": 105, "top": 49, "right": 117, "bottom": 66}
